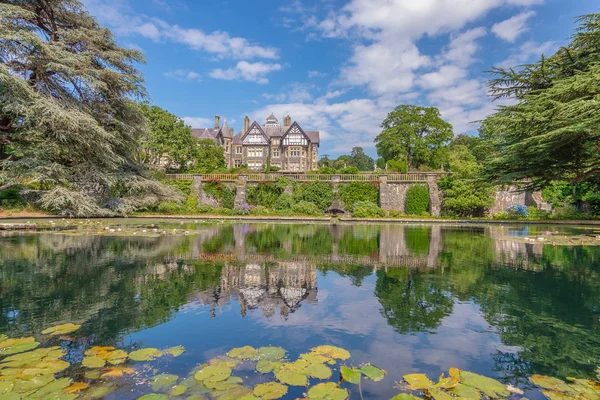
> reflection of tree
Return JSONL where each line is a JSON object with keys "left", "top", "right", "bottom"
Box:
{"left": 338, "top": 225, "right": 379, "bottom": 256}
{"left": 405, "top": 227, "right": 430, "bottom": 256}
{"left": 318, "top": 264, "right": 373, "bottom": 287}
{"left": 374, "top": 268, "right": 453, "bottom": 334}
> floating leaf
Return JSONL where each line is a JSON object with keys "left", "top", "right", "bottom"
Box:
{"left": 307, "top": 382, "right": 349, "bottom": 400}
{"left": 41, "top": 323, "right": 81, "bottom": 336}
{"left": 239, "top": 396, "right": 261, "bottom": 400}
{"left": 86, "top": 384, "right": 116, "bottom": 399}
{"left": 101, "top": 366, "right": 136, "bottom": 378}
{"left": 435, "top": 374, "right": 459, "bottom": 390}
{"left": 0, "top": 380, "right": 14, "bottom": 394}
{"left": 0, "top": 337, "right": 40, "bottom": 355}
{"left": 460, "top": 371, "right": 510, "bottom": 398}
{"left": 137, "top": 395, "right": 170, "bottom": 400}
{"left": 340, "top": 366, "right": 361, "bottom": 384}
{"left": 404, "top": 373, "right": 434, "bottom": 390}
{"left": 129, "top": 348, "right": 162, "bottom": 362}
{"left": 390, "top": 395, "right": 422, "bottom": 400}
{"left": 162, "top": 345, "right": 185, "bottom": 357}
{"left": 360, "top": 365, "right": 386, "bottom": 382}
{"left": 300, "top": 353, "right": 335, "bottom": 365}
{"left": 151, "top": 374, "right": 179, "bottom": 391}
{"left": 207, "top": 377, "right": 244, "bottom": 391}
{"left": 227, "top": 346, "right": 259, "bottom": 360}
{"left": 2, "top": 347, "right": 64, "bottom": 367}
{"left": 215, "top": 385, "right": 252, "bottom": 400}
{"left": 22, "top": 359, "right": 70, "bottom": 375}
{"left": 448, "top": 383, "right": 481, "bottom": 399}
{"left": 256, "top": 347, "right": 286, "bottom": 361}
{"left": 27, "top": 377, "right": 72, "bottom": 397}
{"left": 253, "top": 382, "right": 288, "bottom": 399}
{"left": 275, "top": 369, "right": 308, "bottom": 386}
{"left": 11, "top": 375, "right": 54, "bottom": 394}
{"left": 82, "top": 356, "right": 106, "bottom": 368}
{"left": 84, "top": 370, "right": 103, "bottom": 380}
{"left": 210, "top": 357, "right": 240, "bottom": 368}
{"left": 64, "top": 382, "right": 89, "bottom": 394}
{"left": 256, "top": 359, "right": 282, "bottom": 374}
{"left": 306, "top": 363, "right": 332, "bottom": 379}
{"left": 530, "top": 375, "right": 576, "bottom": 394}
{"left": 425, "top": 387, "right": 455, "bottom": 400}
{"left": 310, "top": 346, "right": 350, "bottom": 360}
{"left": 170, "top": 384, "right": 187, "bottom": 396}
{"left": 194, "top": 365, "right": 232, "bottom": 383}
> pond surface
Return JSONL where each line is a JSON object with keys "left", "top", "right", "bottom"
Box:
{"left": 1, "top": 220, "right": 600, "bottom": 399}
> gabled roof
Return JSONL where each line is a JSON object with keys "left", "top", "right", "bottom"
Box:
{"left": 305, "top": 131, "right": 320, "bottom": 144}
{"left": 241, "top": 121, "right": 270, "bottom": 144}
{"left": 233, "top": 131, "right": 244, "bottom": 144}
{"left": 192, "top": 128, "right": 218, "bottom": 140}
{"left": 266, "top": 113, "right": 278, "bottom": 122}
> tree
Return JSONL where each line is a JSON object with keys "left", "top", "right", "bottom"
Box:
{"left": 0, "top": 0, "right": 173, "bottom": 216}
{"left": 350, "top": 147, "right": 374, "bottom": 171}
{"left": 375, "top": 105, "right": 453, "bottom": 170}
{"left": 137, "top": 103, "right": 195, "bottom": 171}
{"left": 319, "top": 154, "right": 333, "bottom": 168}
{"left": 188, "top": 139, "right": 225, "bottom": 173}
{"left": 482, "top": 13, "right": 600, "bottom": 190}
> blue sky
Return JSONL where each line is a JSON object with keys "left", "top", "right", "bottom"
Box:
{"left": 83, "top": 0, "right": 597, "bottom": 158}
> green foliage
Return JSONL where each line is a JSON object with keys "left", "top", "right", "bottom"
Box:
{"left": 247, "top": 183, "right": 281, "bottom": 209}
{"left": 0, "top": 186, "right": 26, "bottom": 209}
{"left": 351, "top": 201, "right": 386, "bottom": 218}
{"left": 187, "top": 139, "right": 226, "bottom": 173}
{"left": 350, "top": 147, "right": 375, "bottom": 171}
{"left": 386, "top": 159, "right": 409, "bottom": 173}
{"left": 274, "top": 193, "right": 294, "bottom": 210}
{"left": 338, "top": 166, "right": 360, "bottom": 174}
{"left": 376, "top": 158, "right": 386, "bottom": 170}
{"left": 204, "top": 182, "right": 235, "bottom": 209}
{"left": 375, "top": 105, "right": 453, "bottom": 170}
{"left": 338, "top": 183, "right": 379, "bottom": 211}
{"left": 291, "top": 201, "right": 323, "bottom": 216}
{"left": 405, "top": 185, "right": 430, "bottom": 215}
{"left": 293, "top": 182, "right": 334, "bottom": 211}
{"left": 250, "top": 205, "right": 271, "bottom": 216}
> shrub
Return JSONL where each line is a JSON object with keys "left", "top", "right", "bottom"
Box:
{"left": 292, "top": 201, "right": 323, "bottom": 216}
{"left": 185, "top": 193, "right": 198, "bottom": 211}
{"left": 387, "top": 210, "right": 404, "bottom": 218}
{"left": 338, "top": 166, "right": 360, "bottom": 174}
{"left": 506, "top": 204, "right": 528, "bottom": 218}
{"left": 274, "top": 193, "right": 294, "bottom": 210}
{"left": 527, "top": 206, "right": 551, "bottom": 220}
{"left": 405, "top": 184, "right": 430, "bottom": 215}
{"left": 0, "top": 185, "right": 26, "bottom": 209}
{"left": 167, "top": 179, "right": 193, "bottom": 195}
{"left": 351, "top": 201, "right": 386, "bottom": 218}
{"left": 157, "top": 201, "right": 185, "bottom": 214}
{"left": 294, "top": 182, "right": 333, "bottom": 211}
{"left": 233, "top": 205, "right": 250, "bottom": 215}
{"left": 338, "top": 182, "right": 379, "bottom": 211}
{"left": 204, "top": 181, "right": 235, "bottom": 209}
{"left": 386, "top": 159, "right": 408, "bottom": 173}
{"left": 250, "top": 205, "right": 271, "bottom": 215}
{"left": 247, "top": 182, "right": 280, "bottom": 209}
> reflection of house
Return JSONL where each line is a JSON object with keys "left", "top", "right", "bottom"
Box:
{"left": 193, "top": 114, "right": 320, "bottom": 171}
{"left": 191, "top": 262, "right": 317, "bottom": 318}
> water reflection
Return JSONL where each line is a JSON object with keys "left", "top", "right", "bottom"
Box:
{"left": 1, "top": 222, "right": 599, "bottom": 389}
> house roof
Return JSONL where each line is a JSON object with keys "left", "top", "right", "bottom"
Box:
{"left": 305, "top": 131, "right": 320, "bottom": 144}
{"left": 192, "top": 128, "right": 219, "bottom": 140}
{"left": 221, "top": 120, "right": 232, "bottom": 139}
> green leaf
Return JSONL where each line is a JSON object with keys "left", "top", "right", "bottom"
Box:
{"left": 41, "top": 323, "right": 81, "bottom": 336}
{"left": 227, "top": 346, "right": 259, "bottom": 360}
{"left": 0, "top": 337, "right": 40, "bottom": 356}
{"left": 82, "top": 356, "right": 106, "bottom": 368}
{"left": 27, "top": 377, "right": 72, "bottom": 398}
{"left": 340, "top": 366, "right": 361, "bottom": 384}
{"left": 86, "top": 384, "right": 116, "bottom": 398}
{"left": 0, "top": 380, "right": 14, "bottom": 394}
{"left": 448, "top": 383, "right": 481, "bottom": 399}
{"left": 256, "top": 347, "right": 286, "bottom": 361}
{"left": 194, "top": 365, "right": 232, "bottom": 383}
{"left": 310, "top": 345, "right": 351, "bottom": 360}
{"left": 425, "top": 387, "right": 455, "bottom": 400}
{"left": 305, "top": 363, "right": 332, "bottom": 380}
{"left": 360, "top": 365, "right": 386, "bottom": 382}
{"left": 129, "top": 348, "right": 162, "bottom": 362}
{"left": 151, "top": 374, "right": 179, "bottom": 391}
{"left": 529, "top": 375, "right": 576, "bottom": 394}
{"left": 275, "top": 369, "right": 308, "bottom": 386}
{"left": 256, "top": 360, "right": 282, "bottom": 374}
{"left": 162, "top": 345, "right": 185, "bottom": 357}
{"left": 389, "top": 395, "right": 422, "bottom": 400}
{"left": 460, "top": 371, "right": 510, "bottom": 398}
{"left": 307, "top": 382, "right": 349, "bottom": 399}
{"left": 253, "top": 382, "right": 288, "bottom": 399}
{"left": 170, "top": 384, "right": 187, "bottom": 396}
{"left": 403, "top": 373, "right": 434, "bottom": 390}
{"left": 137, "top": 395, "right": 170, "bottom": 400}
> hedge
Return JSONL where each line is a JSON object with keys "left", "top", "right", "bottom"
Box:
{"left": 293, "top": 182, "right": 334, "bottom": 211}
{"left": 405, "top": 184, "right": 430, "bottom": 215}
{"left": 204, "top": 182, "right": 235, "bottom": 209}
{"left": 338, "top": 182, "right": 379, "bottom": 211}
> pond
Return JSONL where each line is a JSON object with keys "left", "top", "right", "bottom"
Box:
{"left": 1, "top": 219, "right": 599, "bottom": 399}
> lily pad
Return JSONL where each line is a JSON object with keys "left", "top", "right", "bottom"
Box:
{"left": 227, "top": 346, "right": 259, "bottom": 360}
{"left": 215, "top": 385, "right": 253, "bottom": 400}
{"left": 360, "top": 365, "right": 386, "bottom": 382}
{"left": 151, "top": 374, "right": 179, "bottom": 391}
{"left": 194, "top": 365, "right": 232, "bottom": 383}
{"left": 390, "top": 395, "right": 422, "bottom": 400}
{"left": 307, "top": 382, "right": 349, "bottom": 400}
{"left": 170, "top": 384, "right": 187, "bottom": 396}
{"left": 425, "top": 387, "right": 455, "bottom": 400}
{"left": 101, "top": 366, "right": 135, "bottom": 378}
{"left": 64, "top": 382, "right": 90, "bottom": 394}
{"left": 82, "top": 356, "right": 106, "bottom": 368}
{"left": 340, "top": 366, "right": 362, "bottom": 384}
{"left": 460, "top": 371, "right": 510, "bottom": 398}
{"left": 448, "top": 383, "right": 481, "bottom": 399}
{"left": 162, "top": 345, "right": 185, "bottom": 357}
{"left": 404, "top": 373, "right": 434, "bottom": 390}
{"left": 129, "top": 348, "right": 162, "bottom": 362}
{"left": 0, "top": 380, "right": 14, "bottom": 394}
{"left": 529, "top": 375, "right": 576, "bottom": 394}
{"left": 310, "top": 346, "right": 351, "bottom": 360}
{"left": 2, "top": 347, "right": 64, "bottom": 367}
{"left": 41, "top": 323, "right": 81, "bottom": 336}
{"left": 300, "top": 353, "right": 335, "bottom": 365}
{"left": 256, "top": 360, "right": 282, "bottom": 374}
{"left": 137, "top": 395, "right": 170, "bottom": 400}
{"left": 210, "top": 357, "right": 240, "bottom": 368}
{"left": 253, "top": 382, "right": 288, "bottom": 399}
{"left": 306, "top": 363, "right": 332, "bottom": 379}
{"left": 275, "top": 369, "right": 308, "bottom": 386}
{"left": 22, "top": 359, "right": 70, "bottom": 375}
{"left": 0, "top": 337, "right": 40, "bottom": 356}
{"left": 27, "top": 377, "right": 72, "bottom": 397}
{"left": 86, "top": 384, "right": 116, "bottom": 399}
{"left": 256, "top": 347, "right": 286, "bottom": 361}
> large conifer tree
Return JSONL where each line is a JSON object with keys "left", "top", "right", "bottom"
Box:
{"left": 0, "top": 0, "right": 174, "bottom": 216}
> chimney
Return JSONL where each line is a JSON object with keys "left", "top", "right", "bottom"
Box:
{"left": 215, "top": 115, "right": 220, "bottom": 129}
{"left": 244, "top": 116, "right": 250, "bottom": 132}
{"left": 229, "top": 128, "right": 234, "bottom": 136}
{"left": 284, "top": 115, "right": 291, "bottom": 128}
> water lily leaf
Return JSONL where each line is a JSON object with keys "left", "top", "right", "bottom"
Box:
{"left": 209, "top": 357, "right": 240, "bottom": 368}
{"left": 63, "top": 382, "right": 89, "bottom": 394}
{"left": 300, "top": 353, "right": 335, "bottom": 365}
{"left": 12, "top": 375, "right": 54, "bottom": 394}
{"left": 208, "top": 377, "right": 244, "bottom": 391}
{"left": 403, "top": 374, "right": 434, "bottom": 390}
{"left": 0, "top": 380, "right": 14, "bottom": 394}
{"left": 529, "top": 375, "right": 576, "bottom": 394}
{"left": 310, "top": 346, "right": 351, "bottom": 360}
{"left": 448, "top": 367, "right": 460, "bottom": 379}
{"left": 435, "top": 374, "right": 459, "bottom": 390}
{"left": 340, "top": 366, "right": 361, "bottom": 384}
{"left": 0, "top": 337, "right": 40, "bottom": 355}
{"left": 256, "top": 360, "right": 281, "bottom": 374}
{"left": 256, "top": 347, "right": 286, "bottom": 361}
{"left": 194, "top": 365, "right": 232, "bottom": 383}
{"left": 82, "top": 356, "right": 106, "bottom": 368}
{"left": 84, "top": 370, "right": 103, "bottom": 380}
{"left": 22, "top": 359, "right": 70, "bottom": 375}
{"left": 106, "top": 349, "right": 128, "bottom": 365}
{"left": 541, "top": 390, "right": 576, "bottom": 400}
{"left": 390, "top": 395, "right": 422, "bottom": 400}
{"left": 170, "top": 384, "right": 187, "bottom": 396}
{"left": 151, "top": 374, "right": 179, "bottom": 391}
{"left": 253, "top": 382, "right": 288, "bottom": 399}
{"left": 86, "top": 384, "right": 116, "bottom": 399}
{"left": 215, "top": 385, "right": 252, "bottom": 400}
{"left": 137, "top": 395, "right": 170, "bottom": 400}
{"left": 41, "top": 323, "right": 81, "bottom": 336}
{"left": 101, "top": 366, "right": 136, "bottom": 378}
{"left": 448, "top": 383, "right": 481, "bottom": 399}
{"left": 307, "top": 382, "right": 349, "bottom": 399}
{"left": 460, "top": 371, "right": 509, "bottom": 398}
{"left": 2, "top": 347, "right": 64, "bottom": 367}
{"left": 239, "top": 396, "right": 261, "bottom": 400}
{"left": 425, "top": 387, "right": 455, "bottom": 400}
{"left": 26, "top": 377, "right": 71, "bottom": 398}
{"left": 566, "top": 377, "right": 600, "bottom": 393}
{"left": 306, "top": 363, "right": 332, "bottom": 379}
{"left": 287, "top": 359, "right": 310, "bottom": 372}
{"left": 275, "top": 369, "right": 308, "bottom": 386}
{"left": 162, "top": 345, "right": 185, "bottom": 357}
{"left": 360, "top": 365, "right": 386, "bottom": 382}
{"left": 227, "top": 346, "right": 259, "bottom": 360}
{"left": 129, "top": 348, "right": 162, "bottom": 362}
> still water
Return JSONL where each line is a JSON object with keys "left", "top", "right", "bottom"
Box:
{"left": 1, "top": 220, "right": 599, "bottom": 399}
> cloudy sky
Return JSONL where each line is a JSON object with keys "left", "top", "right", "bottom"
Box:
{"left": 83, "top": 0, "right": 596, "bottom": 157}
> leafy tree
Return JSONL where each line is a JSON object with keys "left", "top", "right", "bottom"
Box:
{"left": 137, "top": 103, "right": 195, "bottom": 171}
{"left": 386, "top": 159, "right": 409, "bottom": 173}
{"left": 376, "top": 157, "right": 386, "bottom": 170}
{"left": 375, "top": 105, "right": 453, "bottom": 170}
{"left": 350, "top": 147, "right": 374, "bottom": 171}
{"left": 0, "top": 0, "right": 173, "bottom": 216}
{"left": 319, "top": 154, "right": 333, "bottom": 168}
{"left": 482, "top": 13, "right": 600, "bottom": 190}
{"left": 188, "top": 139, "right": 225, "bottom": 173}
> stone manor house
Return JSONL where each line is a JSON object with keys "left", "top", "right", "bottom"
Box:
{"left": 192, "top": 114, "right": 320, "bottom": 172}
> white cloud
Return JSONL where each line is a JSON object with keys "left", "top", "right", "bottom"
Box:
{"left": 418, "top": 65, "right": 468, "bottom": 89}
{"left": 209, "top": 62, "right": 282, "bottom": 84}
{"left": 308, "top": 70, "right": 327, "bottom": 78}
{"left": 182, "top": 117, "right": 212, "bottom": 128}
{"left": 497, "top": 40, "right": 557, "bottom": 68}
{"left": 163, "top": 70, "right": 202, "bottom": 82}
{"left": 443, "top": 27, "right": 487, "bottom": 66}
{"left": 492, "top": 11, "right": 536, "bottom": 42}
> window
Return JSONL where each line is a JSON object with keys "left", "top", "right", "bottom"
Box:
{"left": 247, "top": 134, "right": 265, "bottom": 144}
{"left": 236, "top": 146, "right": 242, "bottom": 154}
{"left": 272, "top": 139, "right": 279, "bottom": 145}
{"left": 248, "top": 161, "right": 263, "bottom": 170}
{"left": 272, "top": 148, "right": 280, "bottom": 158}
{"left": 225, "top": 143, "right": 230, "bottom": 153}
{"left": 283, "top": 133, "right": 307, "bottom": 146}
{"left": 289, "top": 147, "right": 301, "bottom": 157}
{"left": 288, "top": 162, "right": 300, "bottom": 171}
{"left": 234, "top": 159, "right": 241, "bottom": 168}
{"left": 248, "top": 147, "right": 263, "bottom": 157}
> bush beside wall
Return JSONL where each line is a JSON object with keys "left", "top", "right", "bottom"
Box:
{"left": 405, "top": 184, "right": 430, "bottom": 215}
{"left": 338, "top": 182, "right": 379, "bottom": 211}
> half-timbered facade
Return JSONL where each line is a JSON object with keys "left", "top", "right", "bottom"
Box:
{"left": 195, "top": 114, "right": 320, "bottom": 171}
